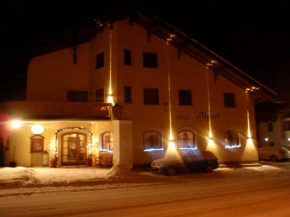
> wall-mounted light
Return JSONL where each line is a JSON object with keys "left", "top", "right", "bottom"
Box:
{"left": 288, "top": 138, "right": 290, "bottom": 142}
{"left": 11, "top": 120, "right": 22, "bottom": 129}
{"left": 265, "top": 138, "right": 269, "bottom": 142}
{"left": 31, "top": 124, "right": 44, "bottom": 134}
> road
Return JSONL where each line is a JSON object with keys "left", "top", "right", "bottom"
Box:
{"left": 1, "top": 163, "right": 290, "bottom": 217}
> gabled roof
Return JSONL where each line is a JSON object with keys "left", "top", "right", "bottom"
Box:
{"left": 20, "top": 5, "right": 277, "bottom": 102}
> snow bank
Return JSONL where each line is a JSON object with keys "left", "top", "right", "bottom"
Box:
{"left": 0, "top": 167, "right": 108, "bottom": 188}
{"left": 0, "top": 163, "right": 162, "bottom": 189}
{"left": 105, "top": 162, "right": 167, "bottom": 182}
{"left": 0, "top": 167, "right": 36, "bottom": 188}
{"left": 105, "top": 162, "right": 133, "bottom": 179}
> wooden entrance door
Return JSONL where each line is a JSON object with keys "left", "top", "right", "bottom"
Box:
{"left": 61, "top": 133, "right": 87, "bottom": 165}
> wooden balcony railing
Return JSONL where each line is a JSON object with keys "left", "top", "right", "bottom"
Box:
{"left": 0, "top": 101, "right": 112, "bottom": 119}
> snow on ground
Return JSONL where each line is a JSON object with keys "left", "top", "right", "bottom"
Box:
{"left": 1, "top": 161, "right": 290, "bottom": 195}
{"left": 0, "top": 162, "right": 165, "bottom": 190}
{"left": 2, "top": 162, "right": 290, "bottom": 217}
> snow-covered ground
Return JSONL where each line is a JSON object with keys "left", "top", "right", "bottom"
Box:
{"left": 0, "top": 162, "right": 164, "bottom": 189}
{"left": 1, "top": 162, "right": 290, "bottom": 216}
{"left": 0, "top": 161, "right": 289, "bottom": 195}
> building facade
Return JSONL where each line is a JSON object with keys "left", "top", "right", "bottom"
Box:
{"left": 258, "top": 105, "right": 290, "bottom": 148}
{"left": 0, "top": 8, "right": 276, "bottom": 167}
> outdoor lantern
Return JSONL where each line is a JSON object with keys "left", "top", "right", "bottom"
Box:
{"left": 42, "top": 150, "right": 49, "bottom": 167}
{"left": 112, "top": 103, "right": 123, "bottom": 120}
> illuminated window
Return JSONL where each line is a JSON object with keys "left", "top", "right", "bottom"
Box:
{"left": 268, "top": 122, "right": 273, "bottom": 132}
{"left": 143, "top": 52, "right": 158, "bottom": 68}
{"left": 144, "top": 88, "right": 159, "bottom": 105}
{"left": 284, "top": 121, "right": 290, "bottom": 131}
{"left": 225, "top": 130, "right": 240, "bottom": 147}
{"left": 178, "top": 90, "right": 192, "bottom": 105}
{"left": 143, "top": 131, "right": 162, "bottom": 150}
{"left": 67, "top": 90, "right": 88, "bottom": 102}
{"left": 102, "top": 132, "right": 113, "bottom": 151}
{"left": 96, "top": 88, "right": 104, "bottom": 102}
{"left": 96, "top": 52, "right": 104, "bottom": 69}
{"left": 224, "top": 93, "right": 235, "bottom": 108}
{"left": 124, "top": 86, "right": 132, "bottom": 103}
{"left": 177, "top": 130, "right": 196, "bottom": 149}
{"left": 124, "top": 49, "right": 131, "bottom": 65}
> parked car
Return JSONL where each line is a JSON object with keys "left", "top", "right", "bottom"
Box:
{"left": 258, "top": 146, "right": 290, "bottom": 162}
{"left": 151, "top": 150, "right": 219, "bottom": 176}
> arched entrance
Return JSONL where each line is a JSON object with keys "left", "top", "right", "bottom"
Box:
{"left": 61, "top": 132, "right": 87, "bottom": 165}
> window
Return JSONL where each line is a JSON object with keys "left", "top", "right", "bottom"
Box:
{"left": 178, "top": 90, "right": 192, "bottom": 105}
{"left": 269, "top": 142, "right": 275, "bottom": 147}
{"left": 67, "top": 91, "right": 88, "bottom": 102}
{"left": 177, "top": 130, "right": 196, "bottom": 149}
{"left": 96, "top": 88, "right": 104, "bottom": 102}
{"left": 124, "top": 49, "right": 131, "bottom": 65}
{"left": 224, "top": 93, "right": 235, "bottom": 108}
{"left": 144, "top": 88, "right": 159, "bottom": 105}
{"left": 124, "top": 86, "right": 132, "bottom": 103}
{"left": 225, "top": 130, "right": 240, "bottom": 149}
{"left": 284, "top": 121, "right": 290, "bottom": 131}
{"left": 96, "top": 52, "right": 104, "bottom": 69}
{"left": 268, "top": 122, "right": 273, "bottom": 132}
{"left": 143, "top": 52, "right": 158, "bottom": 68}
{"left": 143, "top": 131, "right": 162, "bottom": 150}
{"left": 102, "top": 132, "right": 113, "bottom": 151}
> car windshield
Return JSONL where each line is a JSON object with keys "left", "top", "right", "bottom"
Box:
{"left": 166, "top": 150, "right": 217, "bottom": 161}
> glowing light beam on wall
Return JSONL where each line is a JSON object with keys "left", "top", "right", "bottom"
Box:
{"left": 166, "top": 42, "right": 177, "bottom": 155}
{"left": 107, "top": 27, "right": 114, "bottom": 105}
{"left": 245, "top": 91, "right": 252, "bottom": 139}
{"left": 206, "top": 67, "right": 213, "bottom": 144}
{"left": 245, "top": 91, "right": 255, "bottom": 148}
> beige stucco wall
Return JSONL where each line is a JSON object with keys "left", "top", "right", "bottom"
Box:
{"left": 27, "top": 43, "right": 91, "bottom": 102}
{"left": 6, "top": 122, "right": 54, "bottom": 167}
{"left": 114, "top": 19, "right": 257, "bottom": 164}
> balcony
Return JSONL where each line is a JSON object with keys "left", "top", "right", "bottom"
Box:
{"left": 0, "top": 101, "right": 112, "bottom": 120}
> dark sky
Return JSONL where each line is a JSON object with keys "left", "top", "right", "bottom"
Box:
{"left": 1, "top": 0, "right": 290, "bottom": 101}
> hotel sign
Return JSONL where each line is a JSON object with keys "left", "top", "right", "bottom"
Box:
{"left": 176, "top": 112, "right": 220, "bottom": 121}
{"left": 196, "top": 112, "right": 220, "bottom": 121}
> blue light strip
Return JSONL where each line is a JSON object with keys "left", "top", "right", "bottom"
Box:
{"left": 179, "top": 147, "right": 197, "bottom": 150}
{"left": 225, "top": 144, "right": 241, "bottom": 149}
{"left": 144, "top": 148, "right": 164, "bottom": 152}
{"left": 100, "top": 149, "right": 114, "bottom": 153}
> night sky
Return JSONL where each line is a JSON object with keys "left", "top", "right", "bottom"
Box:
{"left": 1, "top": 0, "right": 290, "bottom": 101}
